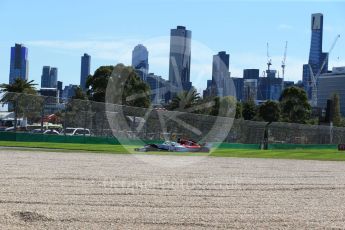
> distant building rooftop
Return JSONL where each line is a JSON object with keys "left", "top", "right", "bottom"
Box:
{"left": 320, "top": 67, "right": 345, "bottom": 76}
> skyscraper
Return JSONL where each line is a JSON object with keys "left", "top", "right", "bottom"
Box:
{"left": 318, "top": 67, "right": 345, "bottom": 115}
{"left": 309, "top": 13, "right": 327, "bottom": 74}
{"left": 80, "top": 53, "right": 91, "bottom": 91}
{"left": 57, "top": 81, "right": 63, "bottom": 99}
{"left": 243, "top": 79, "right": 258, "bottom": 101}
{"left": 231, "top": 77, "right": 243, "bottom": 101}
{"left": 257, "top": 76, "right": 283, "bottom": 101}
{"left": 132, "top": 44, "right": 149, "bottom": 81}
{"left": 41, "top": 66, "right": 50, "bottom": 88}
{"left": 243, "top": 69, "right": 260, "bottom": 80}
{"left": 62, "top": 84, "right": 79, "bottom": 99}
{"left": 212, "top": 51, "right": 230, "bottom": 97}
{"left": 203, "top": 80, "right": 213, "bottom": 98}
{"left": 168, "top": 26, "right": 192, "bottom": 97}
{"left": 41, "top": 66, "right": 58, "bottom": 88}
{"left": 146, "top": 73, "right": 167, "bottom": 104}
{"left": 9, "top": 43, "right": 29, "bottom": 84}
{"left": 302, "top": 13, "right": 328, "bottom": 99}
{"left": 50, "top": 67, "right": 58, "bottom": 88}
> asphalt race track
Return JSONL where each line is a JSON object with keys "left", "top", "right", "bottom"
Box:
{"left": 1, "top": 149, "right": 345, "bottom": 229}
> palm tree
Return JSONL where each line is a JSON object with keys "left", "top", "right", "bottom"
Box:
{"left": 168, "top": 89, "right": 201, "bottom": 111}
{"left": 0, "top": 79, "right": 37, "bottom": 131}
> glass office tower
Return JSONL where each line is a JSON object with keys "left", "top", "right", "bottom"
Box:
{"left": 9, "top": 44, "right": 29, "bottom": 84}
{"left": 303, "top": 13, "right": 328, "bottom": 99}
{"left": 168, "top": 26, "right": 192, "bottom": 98}
{"left": 132, "top": 44, "right": 149, "bottom": 81}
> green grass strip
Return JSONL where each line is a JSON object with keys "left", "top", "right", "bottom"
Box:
{"left": 0, "top": 141, "right": 345, "bottom": 161}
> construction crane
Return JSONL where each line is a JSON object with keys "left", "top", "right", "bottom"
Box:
{"left": 266, "top": 42, "right": 272, "bottom": 71}
{"left": 281, "top": 41, "right": 288, "bottom": 79}
{"left": 309, "top": 34, "right": 340, "bottom": 106}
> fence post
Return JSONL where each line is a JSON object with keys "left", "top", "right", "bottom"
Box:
{"left": 83, "top": 101, "right": 89, "bottom": 142}
{"left": 330, "top": 122, "right": 333, "bottom": 144}
{"left": 63, "top": 100, "right": 67, "bottom": 137}
{"left": 40, "top": 98, "right": 46, "bottom": 132}
{"left": 262, "top": 122, "right": 270, "bottom": 150}
{"left": 100, "top": 112, "right": 105, "bottom": 137}
{"left": 13, "top": 95, "right": 18, "bottom": 133}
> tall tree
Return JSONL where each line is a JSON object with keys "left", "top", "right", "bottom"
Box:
{"left": 87, "top": 64, "right": 151, "bottom": 108}
{"left": 218, "top": 96, "right": 237, "bottom": 117}
{"left": 279, "top": 86, "right": 311, "bottom": 124}
{"left": 209, "top": 97, "right": 220, "bottom": 116}
{"left": 331, "top": 93, "right": 342, "bottom": 126}
{"left": 106, "top": 64, "right": 151, "bottom": 108}
{"left": 73, "top": 86, "right": 87, "bottom": 100}
{"left": 235, "top": 102, "right": 243, "bottom": 119}
{"left": 86, "top": 66, "right": 114, "bottom": 102}
{"left": 242, "top": 99, "right": 256, "bottom": 120}
{"left": 0, "top": 79, "right": 38, "bottom": 130}
{"left": 259, "top": 100, "right": 280, "bottom": 123}
{"left": 63, "top": 87, "right": 89, "bottom": 129}
{"left": 63, "top": 98, "right": 91, "bottom": 130}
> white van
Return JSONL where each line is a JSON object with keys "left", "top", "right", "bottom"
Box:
{"left": 60, "top": 128, "right": 91, "bottom": 136}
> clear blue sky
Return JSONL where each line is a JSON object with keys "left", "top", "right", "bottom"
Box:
{"left": 0, "top": 0, "right": 344, "bottom": 92}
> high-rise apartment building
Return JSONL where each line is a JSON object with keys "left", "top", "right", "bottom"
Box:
{"left": 80, "top": 53, "right": 91, "bottom": 91}
{"left": 41, "top": 66, "right": 58, "bottom": 88}
{"left": 9, "top": 43, "right": 29, "bottom": 84}
{"left": 212, "top": 51, "right": 230, "bottom": 97}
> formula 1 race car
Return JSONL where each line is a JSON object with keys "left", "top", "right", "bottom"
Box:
{"left": 134, "top": 139, "right": 211, "bottom": 153}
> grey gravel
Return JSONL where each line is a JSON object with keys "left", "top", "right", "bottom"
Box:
{"left": 0, "top": 149, "right": 345, "bottom": 229}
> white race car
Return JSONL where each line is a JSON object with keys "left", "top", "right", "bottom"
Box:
{"left": 135, "top": 139, "right": 211, "bottom": 153}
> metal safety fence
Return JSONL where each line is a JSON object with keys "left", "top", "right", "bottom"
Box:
{"left": 1, "top": 92, "right": 345, "bottom": 145}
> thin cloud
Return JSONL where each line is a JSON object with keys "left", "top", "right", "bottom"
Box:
{"left": 26, "top": 39, "right": 138, "bottom": 62}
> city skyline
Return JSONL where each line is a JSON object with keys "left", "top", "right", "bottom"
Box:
{"left": 0, "top": 1, "right": 344, "bottom": 93}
